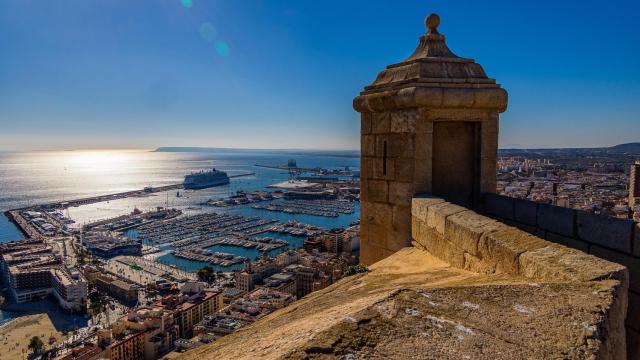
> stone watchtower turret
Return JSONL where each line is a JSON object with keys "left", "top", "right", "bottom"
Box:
{"left": 354, "top": 13, "right": 508, "bottom": 265}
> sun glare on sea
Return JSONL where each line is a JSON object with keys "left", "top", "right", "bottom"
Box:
{"left": 58, "top": 150, "right": 136, "bottom": 174}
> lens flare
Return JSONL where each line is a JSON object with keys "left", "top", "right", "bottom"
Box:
{"left": 180, "top": 0, "right": 192, "bottom": 8}
{"left": 215, "top": 40, "right": 230, "bottom": 56}
{"left": 199, "top": 23, "right": 217, "bottom": 42}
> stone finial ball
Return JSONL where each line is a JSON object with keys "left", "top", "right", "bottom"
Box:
{"left": 425, "top": 13, "right": 440, "bottom": 32}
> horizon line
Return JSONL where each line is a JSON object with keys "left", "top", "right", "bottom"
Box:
{"left": 0, "top": 141, "right": 639, "bottom": 153}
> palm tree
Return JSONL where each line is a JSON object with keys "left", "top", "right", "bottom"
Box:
{"left": 27, "top": 336, "right": 43, "bottom": 355}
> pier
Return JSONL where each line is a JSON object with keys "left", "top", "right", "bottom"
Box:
{"left": 268, "top": 221, "right": 325, "bottom": 237}
{"left": 83, "top": 208, "right": 182, "bottom": 232}
{"left": 253, "top": 199, "right": 354, "bottom": 218}
{"left": 4, "top": 183, "right": 183, "bottom": 238}
{"left": 172, "top": 249, "right": 246, "bottom": 267}
{"left": 204, "top": 190, "right": 279, "bottom": 207}
{"left": 46, "top": 184, "right": 183, "bottom": 210}
{"left": 178, "top": 236, "right": 287, "bottom": 252}
{"left": 4, "top": 210, "right": 44, "bottom": 239}
{"left": 228, "top": 172, "right": 256, "bottom": 179}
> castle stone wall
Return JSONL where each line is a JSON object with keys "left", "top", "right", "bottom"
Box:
{"left": 412, "top": 195, "right": 629, "bottom": 359}
{"left": 479, "top": 192, "right": 640, "bottom": 358}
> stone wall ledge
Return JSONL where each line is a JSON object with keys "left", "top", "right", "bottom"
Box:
{"left": 412, "top": 195, "right": 630, "bottom": 358}
{"left": 353, "top": 86, "right": 508, "bottom": 113}
{"left": 412, "top": 195, "right": 629, "bottom": 287}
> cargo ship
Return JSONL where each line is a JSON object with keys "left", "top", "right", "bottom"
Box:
{"left": 183, "top": 168, "right": 230, "bottom": 190}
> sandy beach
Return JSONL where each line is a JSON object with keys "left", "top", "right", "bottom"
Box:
{"left": 0, "top": 314, "right": 65, "bottom": 360}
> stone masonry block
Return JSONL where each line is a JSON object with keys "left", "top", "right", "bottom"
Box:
{"left": 442, "top": 88, "right": 474, "bottom": 108}
{"left": 362, "top": 201, "right": 392, "bottom": 227}
{"left": 635, "top": 223, "right": 640, "bottom": 257}
{"left": 415, "top": 118, "right": 434, "bottom": 134}
{"left": 413, "top": 131, "right": 433, "bottom": 160}
{"left": 478, "top": 228, "right": 548, "bottom": 275}
{"left": 413, "top": 87, "right": 443, "bottom": 108}
{"left": 503, "top": 219, "right": 536, "bottom": 235}
{"left": 359, "top": 157, "right": 373, "bottom": 180}
{"left": 388, "top": 182, "right": 413, "bottom": 206}
{"left": 361, "top": 222, "right": 385, "bottom": 249}
{"left": 386, "top": 227, "right": 411, "bottom": 252}
{"left": 417, "top": 61, "right": 445, "bottom": 78}
{"left": 519, "top": 243, "right": 627, "bottom": 284}
{"left": 394, "top": 158, "right": 414, "bottom": 182}
{"left": 388, "top": 134, "right": 414, "bottom": 159}
{"left": 480, "top": 121, "right": 499, "bottom": 184}
{"left": 411, "top": 196, "right": 444, "bottom": 223}
{"left": 463, "top": 252, "right": 495, "bottom": 274}
{"left": 361, "top": 135, "right": 375, "bottom": 157}
{"left": 365, "top": 180, "right": 388, "bottom": 203}
{"left": 412, "top": 220, "right": 435, "bottom": 248}
{"left": 577, "top": 211, "right": 633, "bottom": 253}
{"left": 480, "top": 119, "right": 498, "bottom": 153}
{"left": 590, "top": 245, "right": 640, "bottom": 293}
{"left": 361, "top": 114, "right": 372, "bottom": 134}
{"left": 479, "top": 157, "right": 498, "bottom": 195}
{"left": 481, "top": 193, "right": 515, "bottom": 220}
{"left": 413, "top": 157, "right": 431, "bottom": 193}
{"left": 514, "top": 198, "right": 537, "bottom": 226}
{"left": 411, "top": 217, "right": 422, "bottom": 240}
{"left": 474, "top": 88, "right": 508, "bottom": 111}
{"left": 375, "top": 135, "right": 389, "bottom": 157}
{"left": 360, "top": 220, "right": 369, "bottom": 242}
{"left": 360, "top": 243, "right": 384, "bottom": 266}
{"left": 444, "top": 212, "right": 506, "bottom": 256}
{"left": 415, "top": 225, "right": 464, "bottom": 268}
{"left": 426, "top": 202, "right": 468, "bottom": 235}
{"left": 373, "top": 157, "right": 395, "bottom": 181}
{"left": 392, "top": 204, "right": 411, "bottom": 235}
{"left": 371, "top": 112, "right": 390, "bottom": 134}
{"left": 359, "top": 178, "right": 369, "bottom": 202}
{"left": 390, "top": 110, "right": 416, "bottom": 133}
{"left": 424, "top": 108, "right": 491, "bottom": 122}
{"left": 367, "top": 92, "right": 394, "bottom": 112}
{"left": 545, "top": 232, "right": 589, "bottom": 253}
{"left": 537, "top": 203, "right": 576, "bottom": 237}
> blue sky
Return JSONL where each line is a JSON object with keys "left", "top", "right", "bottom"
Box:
{"left": 0, "top": 0, "right": 638, "bottom": 151}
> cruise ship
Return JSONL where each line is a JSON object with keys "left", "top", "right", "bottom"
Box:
{"left": 183, "top": 168, "right": 230, "bottom": 190}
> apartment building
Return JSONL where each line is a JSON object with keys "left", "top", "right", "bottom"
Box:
{"left": 155, "top": 282, "right": 223, "bottom": 339}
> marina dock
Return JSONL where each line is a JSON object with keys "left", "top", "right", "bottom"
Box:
{"left": 177, "top": 236, "right": 287, "bottom": 252}
{"left": 172, "top": 249, "right": 246, "bottom": 267}
{"left": 253, "top": 199, "right": 354, "bottom": 218}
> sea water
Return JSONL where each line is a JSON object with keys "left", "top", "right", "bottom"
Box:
{"left": 0, "top": 149, "right": 360, "bottom": 268}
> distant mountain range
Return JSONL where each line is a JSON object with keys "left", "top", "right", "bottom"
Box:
{"left": 498, "top": 142, "right": 640, "bottom": 157}
{"left": 154, "top": 147, "right": 360, "bottom": 158}
{"left": 156, "top": 143, "right": 640, "bottom": 158}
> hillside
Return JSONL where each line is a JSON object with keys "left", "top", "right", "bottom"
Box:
{"left": 154, "top": 147, "right": 360, "bottom": 158}
{"left": 498, "top": 142, "right": 640, "bottom": 157}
